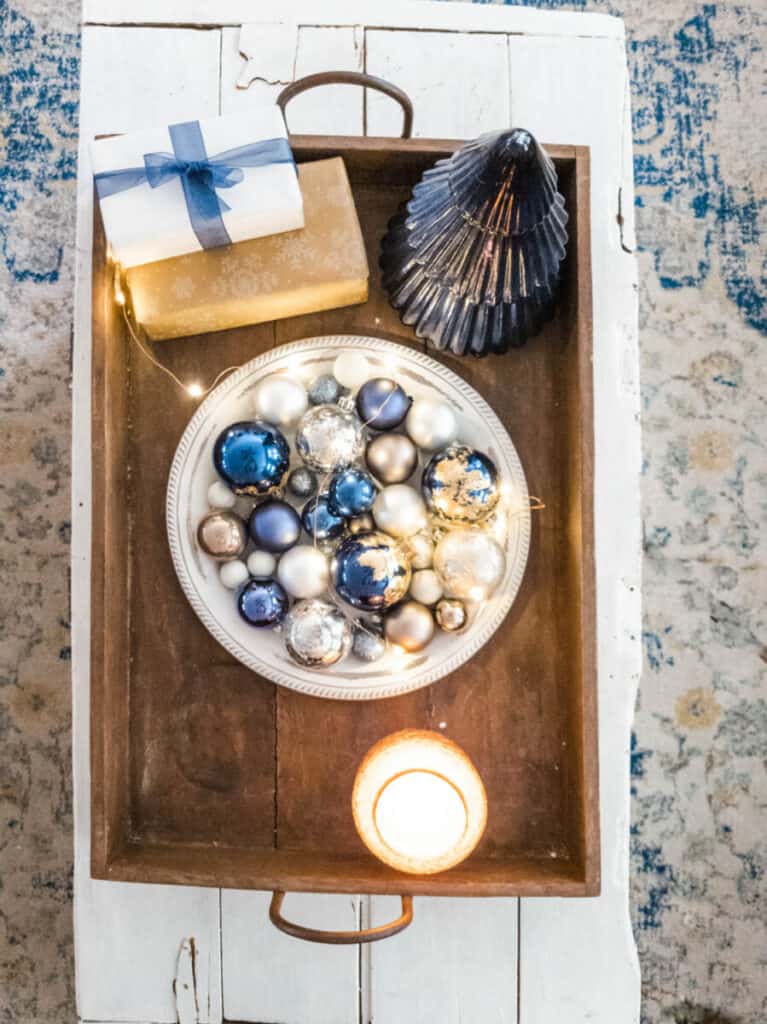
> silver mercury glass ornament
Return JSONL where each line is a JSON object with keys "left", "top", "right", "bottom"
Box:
{"left": 352, "top": 621, "right": 387, "bottom": 662}
{"left": 295, "top": 403, "right": 365, "bottom": 474}
{"left": 282, "top": 598, "right": 353, "bottom": 668}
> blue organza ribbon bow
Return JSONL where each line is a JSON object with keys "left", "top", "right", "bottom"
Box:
{"left": 94, "top": 119, "right": 295, "bottom": 251}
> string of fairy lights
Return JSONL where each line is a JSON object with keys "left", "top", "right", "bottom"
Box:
{"left": 113, "top": 263, "right": 238, "bottom": 399}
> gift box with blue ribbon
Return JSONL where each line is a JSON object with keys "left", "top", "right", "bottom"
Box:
{"left": 90, "top": 106, "right": 304, "bottom": 268}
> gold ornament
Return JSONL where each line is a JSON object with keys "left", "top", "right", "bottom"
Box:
{"left": 435, "top": 598, "right": 467, "bottom": 632}
{"left": 196, "top": 510, "right": 247, "bottom": 560}
{"left": 366, "top": 432, "right": 418, "bottom": 484}
{"left": 384, "top": 600, "right": 435, "bottom": 652}
{"left": 348, "top": 513, "right": 375, "bottom": 534}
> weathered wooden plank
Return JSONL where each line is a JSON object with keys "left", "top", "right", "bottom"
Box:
{"left": 218, "top": 24, "right": 366, "bottom": 1023}
{"left": 365, "top": 29, "right": 509, "bottom": 139}
{"left": 222, "top": 23, "right": 364, "bottom": 134}
{"left": 82, "top": 0, "right": 625, "bottom": 40}
{"left": 78, "top": 26, "right": 221, "bottom": 136}
{"left": 221, "top": 892, "right": 361, "bottom": 1024}
{"left": 73, "top": 25, "right": 223, "bottom": 1024}
{"left": 365, "top": 897, "right": 518, "bottom": 1024}
{"left": 506, "top": 31, "right": 641, "bottom": 1024}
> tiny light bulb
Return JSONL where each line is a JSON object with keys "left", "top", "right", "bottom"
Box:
{"left": 186, "top": 383, "right": 204, "bottom": 398}
{"left": 115, "top": 288, "right": 126, "bottom": 306}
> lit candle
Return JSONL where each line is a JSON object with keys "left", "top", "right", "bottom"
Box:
{"left": 352, "top": 729, "right": 487, "bottom": 875}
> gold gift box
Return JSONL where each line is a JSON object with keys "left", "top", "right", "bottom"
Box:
{"left": 126, "top": 157, "right": 369, "bottom": 341}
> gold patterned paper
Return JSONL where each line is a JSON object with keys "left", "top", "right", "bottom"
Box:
{"left": 126, "top": 157, "right": 369, "bottom": 340}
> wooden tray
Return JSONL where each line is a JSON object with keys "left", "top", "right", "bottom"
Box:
{"left": 91, "top": 132, "right": 598, "bottom": 898}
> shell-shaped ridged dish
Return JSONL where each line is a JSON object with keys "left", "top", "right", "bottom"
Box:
{"left": 380, "top": 128, "right": 568, "bottom": 356}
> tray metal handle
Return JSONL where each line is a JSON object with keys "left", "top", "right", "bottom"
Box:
{"left": 269, "top": 891, "right": 413, "bottom": 944}
{"left": 277, "top": 71, "right": 414, "bottom": 139}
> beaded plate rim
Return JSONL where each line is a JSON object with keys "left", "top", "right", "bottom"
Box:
{"left": 166, "top": 335, "right": 531, "bottom": 701}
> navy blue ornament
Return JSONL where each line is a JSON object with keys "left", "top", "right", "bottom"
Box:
{"left": 355, "top": 378, "right": 412, "bottom": 430}
{"left": 328, "top": 467, "right": 378, "bottom": 518}
{"left": 213, "top": 420, "right": 290, "bottom": 496}
{"left": 422, "top": 444, "right": 500, "bottom": 523}
{"left": 301, "top": 494, "right": 346, "bottom": 542}
{"left": 333, "top": 530, "right": 411, "bottom": 612}
{"left": 237, "top": 578, "right": 289, "bottom": 627}
{"left": 249, "top": 498, "right": 301, "bottom": 553}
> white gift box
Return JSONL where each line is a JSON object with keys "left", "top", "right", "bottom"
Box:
{"left": 90, "top": 106, "right": 304, "bottom": 268}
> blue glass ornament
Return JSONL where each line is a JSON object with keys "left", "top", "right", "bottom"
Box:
{"left": 213, "top": 420, "right": 290, "bottom": 496}
{"left": 301, "top": 494, "right": 346, "bottom": 542}
{"left": 237, "top": 578, "right": 289, "bottom": 627}
{"left": 248, "top": 498, "right": 301, "bottom": 553}
{"left": 333, "top": 530, "right": 411, "bottom": 612}
{"left": 355, "top": 378, "right": 412, "bottom": 430}
{"left": 422, "top": 444, "right": 500, "bottom": 523}
{"left": 308, "top": 373, "right": 342, "bottom": 405}
{"left": 328, "top": 467, "right": 378, "bottom": 518}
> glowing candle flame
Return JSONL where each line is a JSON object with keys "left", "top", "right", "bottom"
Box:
{"left": 352, "top": 729, "right": 487, "bottom": 875}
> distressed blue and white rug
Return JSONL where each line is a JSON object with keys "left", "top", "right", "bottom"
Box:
{"left": 0, "top": 1, "right": 764, "bottom": 1021}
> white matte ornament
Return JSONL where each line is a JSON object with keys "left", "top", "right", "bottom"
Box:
{"left": 247, "top": 550, "right": 277, "bottom": 578}
{"left": 410, "top": 569, "right": 443, "bottom": 606}
{"left": 276, "top": 545, "right": 329, "bottom": 599}
{"left": 207, "top": 480, "right": 236, "bottom": 509}
{"left": 405, "top": 396, "right": 458, "bottom": 451}
{"left": 373, "top": 484, "right": 428, "bottom": 539}
{"left": 333, "top": 351, "right": 371, "bottom": 389}
{"left": 252, "top": 374, "right": 308, "bottom": 428}
{"left": 219, "top": 560, "right": 249, "bottom": 589}
{"left": 407, "top": 532, "right": 434, "bottom": 569}
{"left": 434, "top": 528, "right": 506, "bottom": 601}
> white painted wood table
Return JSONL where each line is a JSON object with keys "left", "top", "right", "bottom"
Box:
{"left": 72, "top": 2, "right": 641, "bottom": 1021}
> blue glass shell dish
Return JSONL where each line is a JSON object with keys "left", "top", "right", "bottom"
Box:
{"left": 380, "top": 128, "right": 568, "bottom": 356}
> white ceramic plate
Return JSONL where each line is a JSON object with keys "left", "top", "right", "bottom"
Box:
{"left": 167, "top": 336, "right": 530, "bottom": 700}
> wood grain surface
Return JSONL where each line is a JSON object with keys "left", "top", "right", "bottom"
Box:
{"left": 90, "top": 136, "right": 598, "bottom": 896}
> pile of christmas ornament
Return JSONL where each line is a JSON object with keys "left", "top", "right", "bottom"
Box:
{"left": 196, "top": 350, "right": 508, "bottom": 671}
